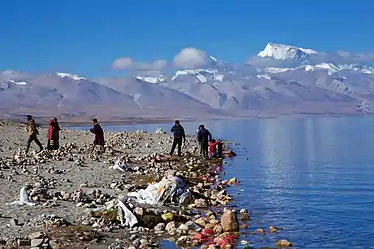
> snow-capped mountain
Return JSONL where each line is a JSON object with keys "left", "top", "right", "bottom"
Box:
{"left": 56, "top": 72, "right": 86, "bottom": 81}
{"left": 2, "top": 42, "right": 374, "bottom": 121}
{"left": 258, "top": 42, "right": 318, "bottom": 61}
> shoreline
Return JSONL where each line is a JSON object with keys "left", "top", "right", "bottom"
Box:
{"left": 0, "top": 121, "right": 249, "bottom": 248}
{"left": 1, "top": 111, "right": 373, "bottom": 128}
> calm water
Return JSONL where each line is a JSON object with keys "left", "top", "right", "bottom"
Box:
{"left": 74, "top": 116, "right": 374, "bottom": 248}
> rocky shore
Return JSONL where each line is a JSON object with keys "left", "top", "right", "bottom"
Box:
{"left": 0, "top": 120, "right": 291, "bottom": 249}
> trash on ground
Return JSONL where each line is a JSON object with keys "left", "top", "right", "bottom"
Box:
{"left": 127, "top": 176, "right": 191, "bottom": 205}
{"left": 8, "top": 186, "right": 36, "bottom": 206}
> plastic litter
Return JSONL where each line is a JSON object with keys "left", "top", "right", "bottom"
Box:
{"left": 117, "top": 197, "right": 138, "bottom": 228}
{"left": 128, "top": 176, "right": 191, "bottom": 205}
{"left": 8, "top": 186, "right": 36, "bottom": 206}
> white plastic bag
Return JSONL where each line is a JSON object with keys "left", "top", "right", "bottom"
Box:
{"left": 117, "top": 199, "right": 138, "bottom": 227}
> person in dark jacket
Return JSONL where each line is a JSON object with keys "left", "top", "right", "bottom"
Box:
{"left": 90, "top": 118, "right": 105, "bottom": 153}
{"left": 197, "top": 124, "right": 212, "bottom": 159}
{"left": 25, "top": 115, "right": 43, "bottom": 154}
{"left": 170, "top": 120, "right": 186, "bottom": 157}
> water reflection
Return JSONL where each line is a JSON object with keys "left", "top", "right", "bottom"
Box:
{"left": 68, "top": 116, "right": 374, "bottom": 248}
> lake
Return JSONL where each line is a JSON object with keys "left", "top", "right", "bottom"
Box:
{"left": 74, "top": 116, "right": 374, "bottom": 249}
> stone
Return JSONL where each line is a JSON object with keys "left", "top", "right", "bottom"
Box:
{"left": 220, "top": 210, "right": 239, "bottom": 232}
{"left": 240, "top": 208, "right": 248, "bottom": 213}
{"left": 10, "top": 219, "right": 19, "bottom": 226}
{"left": 140, "top": 238, "right": 149, "bottom": 246}
{"left": 269, "top": 226, "right": 279, "bottom": 233}
{"left": 154, "top": 223, "right": 165, "bottom": 231}
{"left": 31, "top": 239, "right": 44, "bottom": 247}
{"left": 132, "top": 238, "right": 141, "bottom": 247}
{"left": 28, "top": 232, "right": 43, "bottom": 239}
{"left": 166, "top": 221, "right": 177, "bottom": 235}
{"left": 256, "top": 228, "right": 265, "bottom": 234}
{"left": 133, "top": 207, "right": 144, "bottom": 216}
{"left": 18, "top": 239, "right": 31, "bottom": 246}
{"left": 161, "top": 212, "right": 174, "bottom": 221}
{"left": 195, "top": 198, "right": 208, "bottom": 207}
{"left": 214, "top": 224, "right": 223, "bottom": 234}
{"left": 178, "top": 224, "right": 189, "bottom": 231}
{"left": 209, "top": 219, "right": 219, "bottom": 225}
{"left": 239, "top": 212, "right": 250, "bottom": 221}
{"left": 276, "top": 239, "right": 292, "bottom": 247}
{"left": 205, "top": 223, "right": 215, "bottom": 230}
{"left": 194, "top": 217, "right": 207, "bottom": 227}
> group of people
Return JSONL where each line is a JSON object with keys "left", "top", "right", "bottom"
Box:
{"left": 169, "top": 120, "right": 223, "bottom": 159}
{"left": 25, "top": 115, "right": 105, "bottom": 154}
{"left": 25, "top": 115, "right": 224, "bottom": 160}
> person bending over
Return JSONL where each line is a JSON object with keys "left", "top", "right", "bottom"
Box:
{"left": 197, "top": 124, "right": 212, "bottom": 159}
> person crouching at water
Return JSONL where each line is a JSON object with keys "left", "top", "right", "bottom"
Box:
{"left": 25, "top": 115, "right": 43, "bottom": 154}
{"left": 90, "top": 118, "right": 105, "bottom": 153}
{"left": 208, "top": 139, "right": 219, "bottom": 159}
{"left": 197, "top": 124, "right": 212, "bottom": 159}
{"left": 46, "top": 117, "right": 61, "bottom": 151}
{"left": 170, "top": 120, "right": 186, "bottom": 157}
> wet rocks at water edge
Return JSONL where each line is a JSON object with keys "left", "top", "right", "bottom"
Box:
{"left": 0, "top": 121, "right": 290, "bottom": 248}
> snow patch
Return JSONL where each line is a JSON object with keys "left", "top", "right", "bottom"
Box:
{"left": 209, "top": 56, "right": 218, "bottom": 62}
{"left": 315, "top": 63, "right": 340, "bottom": 72}
{"left": 256, "top": 74, "right": 271, "bottom": 80}
{"left": 258, "top": 42, "right": 318, "bottom": 61}
{"left": 304, "top": 65, "right": 315, "bottom": 72}
{"left": 196, "top": 74, "right": 207, "bottom": 83}
{"left": 9, "top": 80, "right": 28, "bottom": 86}
{"left": 214, "top": 74, "right": 224, "bottom": 81}
{"left": 171, "top": 69, "right": 218, "bottom": 81}
{"left": 135, "top": 75, "right": 165, "bottom": 84}
{"left": 265, "top": 67, "right": 293, "bottom": 74}
{"left": 57, "top": 72, "right": 86, "bottom": 81}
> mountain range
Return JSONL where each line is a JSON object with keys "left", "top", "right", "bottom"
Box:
{"left": 1, "top": 42, "right": 374, "bottom": 122}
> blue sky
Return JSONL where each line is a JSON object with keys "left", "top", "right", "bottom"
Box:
{"left": 1, "top": 0, "right": 373, "bottom": 77}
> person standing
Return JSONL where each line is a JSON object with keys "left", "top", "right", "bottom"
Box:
{"left": 170, "top": 120, "right": 186, "bottom": 157}
{"left": 89, "top": 118, "right": 105, "bottom": 153}
{"left": 197, "top": 124, "right": 212, "bottom": 159}
{"left": 46, "top": 117, "right": 61, "bottom": 151}
{"left": 25, "top": 115, "right": 43, "bottom": 154}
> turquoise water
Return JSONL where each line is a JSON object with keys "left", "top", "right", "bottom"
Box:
{"left": 74, "top": 116, "right": 374, "bottom": 248}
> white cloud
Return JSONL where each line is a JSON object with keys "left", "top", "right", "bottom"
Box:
{"left": 0, "top": 69, "right": 19, "bottom": 80}
{"left": 112, "top": 57, "right": 167, "bottom": 71}
{"left": 111, "top": 57, "right": 134, "bottom": 69}
{"left": 173, "top": 47, "right": 208, "bottom": 68}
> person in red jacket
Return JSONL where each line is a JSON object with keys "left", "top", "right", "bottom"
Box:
{"left": 208, "top": 139, "right": 219, "bottom": 158}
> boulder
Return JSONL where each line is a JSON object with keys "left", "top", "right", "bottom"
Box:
{"left": 220, "top": 210, "right": 238, "bottom": 232}
{"left": 276, "top": 239, "right": 292, "bottom": 247}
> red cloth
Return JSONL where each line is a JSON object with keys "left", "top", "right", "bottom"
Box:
{"left": 46, "top": 119, "right": 54, "bottom": 139}
{"left": 209, "top": 141, "right": 218, "bottom": 155}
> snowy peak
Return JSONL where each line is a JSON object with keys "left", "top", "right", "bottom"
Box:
{"left": 56, "top": 72, "right": 86, "bottom": 81}
{"left": 9, "top": 79, "right": 28, "bottom": 86}
{"left": 258, "top": 42, "right": 318, "bottom": 61}
{"left": 135, "top": 75, "right": 165, "bottom": 84}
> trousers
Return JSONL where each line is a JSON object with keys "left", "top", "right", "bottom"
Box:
{"left": 170, "top": 137, "right": 183, "bottom": 156}
{"left": 26, "top": 135, "right": 43, "bottom": 153}
{"left": 199, "top": 141, "right": 208, "bottom": 158}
